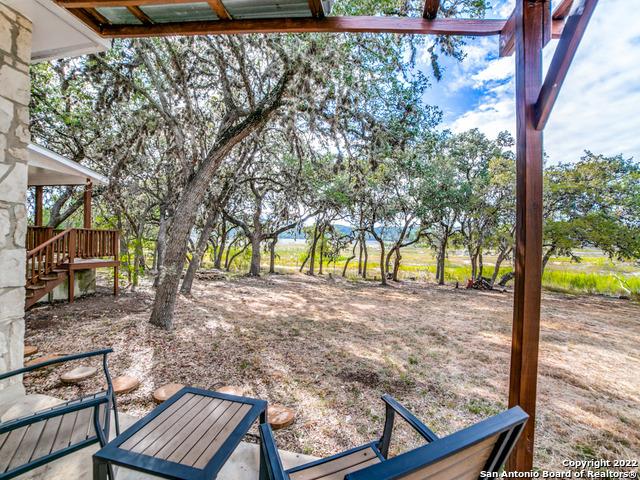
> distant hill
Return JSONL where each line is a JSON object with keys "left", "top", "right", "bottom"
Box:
{"left": 279, "top": 224, "right": 420, "bottom": 242}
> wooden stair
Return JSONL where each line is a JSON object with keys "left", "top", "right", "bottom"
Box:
{"left": 25, "top": 270, "right": 68, "bottom": 309}
{"left": 25, "top": 227, "right": 120, "bottom": 310}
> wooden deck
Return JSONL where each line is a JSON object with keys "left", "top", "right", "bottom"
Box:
{"left": 25, "top": 226, "right": 120, "bottom": 309}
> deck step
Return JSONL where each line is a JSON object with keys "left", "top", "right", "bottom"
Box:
{"left": 25, "top": 291, "right": 34, "bottom": 298}
{"left": 40, "top": 274, "right": 60, "bottom": 281}
{"left": 26, "top": 284, "right": 45, "bottom": 290}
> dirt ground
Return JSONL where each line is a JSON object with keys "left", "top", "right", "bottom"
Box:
{"left": 24, "top": 272, "right": 640, "bottom": 470}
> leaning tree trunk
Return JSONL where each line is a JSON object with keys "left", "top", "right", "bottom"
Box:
{"left": 227, "top": 240, "right": 249, "bottom": 271}
{"left": 342, "top": 241, "right": 357, "bottom": 277}
{"left": 385, "top": 246, "right": 395, "bottom": 276}
{"left": 299, "top": 252, "right": 310, "bottom": 272}
{"left": 307, "top": 224, "right": 319, "bottom": 276}
{"left": 498, "top": 270, "right": 515, "bottom": 287}
{"left": 357, "top": 237, "right": 363, "bottom": 275}
{"left": 48, "top": 186, "right": 85, "bottom": 229}
{"left": 318, "top": 227, "right": 325, "bottom": 275}
{"left": 132, "top": 230, "right": 145, "bottom": 291}
{"left": 470, "top": 251, "right": 478, "bottom": 281}
{"left": 214, "top": 221, "right": 227, "bottom": 269}
{"left": 249, "top": 233, "right": 262, "bottom": 276}
{"left": 150, "top": 68, "right": 292, "bottom": 329}
{"left": 542, "top": 245, "right": 556, "bottom": 274}
{"left": 436, "top": 238, "right": 447, "bottom": 285}
{"left": 224, "top": 235, "right": 240, "bottom": 270}
{"left": 180, "top": 210, "right": 218, "bottom": 294}
{"left": 378, "top": 239, "right": 387, "bottom": 286}
{"left": 362, "top": 237, "right": 368, "bottom": 279}
{"left": 150, "top": 201, "right": 197, "bottom": 329}
{"left": 153, "top": 206, "right": 169, "bottom": 287}
{"left": 268, "top": 237, "right": 278, "bottom": 274}
{"left": 490, "top": 250, "right": 509, "bottom": 287}
{"left": 392, "top": 249, "right": 402, "bottom": 282}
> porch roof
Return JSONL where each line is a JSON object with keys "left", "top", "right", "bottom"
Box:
{"left": 3, "top": 0, "right": 111, "bottom": 63}
{"left": 27, "top": 143, "right": 108, "bottom": 186}
{"left": 54, "top": 0, "right": 509, "bottom": 40}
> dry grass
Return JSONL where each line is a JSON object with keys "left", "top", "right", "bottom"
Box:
{"left": 24, "top": 272, "right": 640, "bottom": 469}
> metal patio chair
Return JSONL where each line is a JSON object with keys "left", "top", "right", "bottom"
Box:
{"left": 0, "top": 348, "right": 120, "bottom": 479}
{"left": 259, "top": 394, "right": 528, "bottom": 480}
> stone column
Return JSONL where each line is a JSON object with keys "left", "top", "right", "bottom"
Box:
{"left": 0, "top": 3, "right": 31, "bottom": 394}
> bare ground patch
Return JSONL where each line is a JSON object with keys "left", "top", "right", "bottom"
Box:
{"left": 24, "top": 273, "right": 640, "bottom": 469}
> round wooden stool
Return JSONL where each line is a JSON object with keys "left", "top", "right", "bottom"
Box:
{"left": 111, "top": 376, "right": 141, "bottom": 395}
{"left": 267, "top": 404, "right": 296, "bottom": 430}
{"left": 153, "top": 383, "right": 185, "bottom": 403}
{"left": 24, "top": 345, "right": 38, "bottom": 357}
{"left": 61, "top": 366, "right": 97, "bottom": 384}
{"left": 25, "top": 354, "right": 62, "bottom": 370}
{"left": 216, "top": 386, "right": 245, "bottom": 397}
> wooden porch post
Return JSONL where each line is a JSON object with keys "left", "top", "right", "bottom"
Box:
{"left": 508, "top": 0, "right": 546, "bottom": 472}
{"left": 35, "top": 186, "right": 44, "bottom": 227}
{"left": 68, "top": 229, "right": 77, "bottom": 303}
{"left": 83, "top": 180, "right": 93, "bottom": 229}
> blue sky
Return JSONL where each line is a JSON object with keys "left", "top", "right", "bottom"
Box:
{"left": 419, "top": 0, "right": 640, "bottom": 164}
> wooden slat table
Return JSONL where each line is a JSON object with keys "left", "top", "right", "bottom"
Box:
{"left": 93, "top": 387, "right": 267, "bottom": 480}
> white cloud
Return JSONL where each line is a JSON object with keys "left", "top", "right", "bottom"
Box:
{"left": 471, "top": 57, "right": 512, "bottom": 85}
{"left": 446, "top": 0, "right": 640, "bottom": 163}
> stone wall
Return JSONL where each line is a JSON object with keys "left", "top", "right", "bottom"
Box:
{"left": 0, "top": 3, "right": 31, "bottom": 393}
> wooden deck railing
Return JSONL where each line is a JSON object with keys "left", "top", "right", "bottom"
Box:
{"left": 26, "top": 227, "right": 120, "bottom": 287}
{"left": 26, "top": 227, "right": 62, "bottom": 251}
{"left": 75, "top": 228, "right": 119, "bottom": 259}
{"left": 26, "top": 228, "right": 73, "bottom": 287}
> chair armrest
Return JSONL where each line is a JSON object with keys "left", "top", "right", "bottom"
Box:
{"left": 259, "top": 423, "right": 288, "bottom": 480}
{"left": 0, "top": 348, "right": 119, "bottom": 437}
{"left": 378, "top": 394, "right": 439, "bottom": 458}
{"left": 382, "top": 395, "right": 439, "bottom": 442}
{"left": 0, "top": 394, "right": 108, "bottom": 434}
{"left": 0, "top": 348, "right": 113, "bottom": 381}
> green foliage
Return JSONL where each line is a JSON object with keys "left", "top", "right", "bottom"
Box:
{"left": 226, "top": 246, "right": 253, "bottom": 272}
{"left": 543, "top": 152, "right": 640, "bottom": 262}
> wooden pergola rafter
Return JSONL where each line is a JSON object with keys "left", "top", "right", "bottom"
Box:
{"left": 58, "top": 0, "right": 507, "bottom": 37}
{"left": 52, "top": 0, "right": 600, "bottom": 471}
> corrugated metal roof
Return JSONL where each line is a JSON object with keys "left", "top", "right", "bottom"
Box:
{"left": 140, "top": 3, "right": 219, "bottom": 23}
{"left": 223, "top": 0, "right": 312, "bottom": 20}
{"left": 95, "top": 1, "right": 321, "bottom": 25}
{"left": 97, "top": 7, "right": 143, "bottom": 25}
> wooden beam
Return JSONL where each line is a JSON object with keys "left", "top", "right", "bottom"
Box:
{"left": 127, "top": 6, "right": 153, "bottom": 24}
{"left": 35, "top": 186, "right": 44, "bottom": 227}
{"left": 535, "top": 0, "right": 599, "bottom": 130}
{"left": 422, "top": 0, "right": 440, "bottom": 20}
{"left": 85, "top": 7, "right": 109, "bottom": 24}
{"left": 553, "top": 0, "right": 573, "bottom": 19}
{"left": 500, "top": 10, "right": 564, "bottom": 57}
{"left": 307, "top": 0, "right": 324, "bottom": 18}
{"left": 508, "top": 0, "right": 545, "bottom": 472}
{"left": 83, "top": 181, "right": 92, "bottom": 229}
{"left": 95, "top": 17, "right": 506, "bottom": 38}
{"left": 59, "top": 0, "right": 208, "bottom": 6}
{"left": 499, "top": 9, "right": 516, "bottom": 57}
{"left": 65, "top": 7, "right": 103, "bottom": 31}
{"left": 542, "top": 0, "right": 552, "bottom": 47}
{"left": 207, "top": 0, "right": 231, "bottom": 20}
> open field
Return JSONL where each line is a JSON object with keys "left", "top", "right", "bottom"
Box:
{"left": 24, "top": 273, "right": 640, "bottom": 471}
{"left": 208, "top": 239, "right": 640, "bottom": 298}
